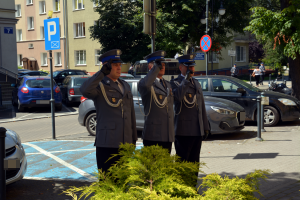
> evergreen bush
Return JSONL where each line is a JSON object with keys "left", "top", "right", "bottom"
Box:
{"left": 63, "top": 144, "right": 270, "bottom": 200}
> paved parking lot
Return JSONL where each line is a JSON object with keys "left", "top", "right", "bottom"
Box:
{"left": 0, "top": 102, "right": 79, "bottom": 123}
{"left": 23, "top": 140, "right": 143, "bottom": 182}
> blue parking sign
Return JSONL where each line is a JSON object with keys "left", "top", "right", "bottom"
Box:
{"left": 194, "top": 53, "right": 205, "bottom": 60}
{"left": 44, "top": 18, "right": 60, "bottom": 50}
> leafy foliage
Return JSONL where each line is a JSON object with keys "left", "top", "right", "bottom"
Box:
{"left": 90, "top": 0, "right": 255, "bottom": 62}
{"left": 63, "top": 144, "right": 270, "bottom": 200}
{"left": 244, "top": 0, "right": 300, "bottom": 59}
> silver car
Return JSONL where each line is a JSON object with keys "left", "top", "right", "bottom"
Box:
{"left": 78, "top": 79, "right": 245, "bottom": 136}
{"left": 5, "top": 129, "right": 27, "bottom": 185}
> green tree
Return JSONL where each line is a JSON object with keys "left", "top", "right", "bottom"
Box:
{"left": 90, "top": 0, "right": 255, "bottom": 62}
{"left": 245, "top": 0, "right": 300, "bottom": 100}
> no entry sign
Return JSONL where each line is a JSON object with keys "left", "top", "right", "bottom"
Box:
{"left": 200, "top": 35, "right": 212, "bottom": 52}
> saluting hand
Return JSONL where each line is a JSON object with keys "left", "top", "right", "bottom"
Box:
{"left": 186, "top": 69, "right": 193, "bottom": 80}
{"left": 100, "top": 59, "right": 112, "bottom": 76}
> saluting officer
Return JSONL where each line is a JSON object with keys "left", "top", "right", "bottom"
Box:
{"left": 170, "top": 54, "right": 210, "bottom": 164}
{"left": 138, "top": 50, "right": 175, "bottom": 154}
{"left": 259, "top": 62, "right": 266, "bottom": 85}
{"left": 231, "top": 64, "right": 239, "bottom": 78}
{"left": 80, "top": 49, "right": 137, "bottom": 173}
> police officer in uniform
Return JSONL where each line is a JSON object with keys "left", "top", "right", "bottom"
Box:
{"left": 231, "top": 64, "right": 239, "bottom": 78}
{"left": 80, "top": 49, "right": 137, "bottom": 173}
{"left": 138, "top": 50, "right": 175, "bottom": 154}
{"left": 170, "top": 54, "right": 210, "bottom": 164}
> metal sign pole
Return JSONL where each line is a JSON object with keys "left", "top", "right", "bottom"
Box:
{"left": 49, "top": 50, "right": 56, "bottom": 139}
{"left": 256, "top": 96, "right": 263, "bottom": 141}
{"left": 0, "top": 127, "right": 6, "bottom": 200}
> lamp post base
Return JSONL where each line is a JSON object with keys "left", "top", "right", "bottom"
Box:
{"left": 255, "top": 137, "right": 263, "bottom": 141}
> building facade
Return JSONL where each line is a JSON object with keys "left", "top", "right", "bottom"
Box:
{"left": 0, "top": 0, "right": 19, "bottom": 80}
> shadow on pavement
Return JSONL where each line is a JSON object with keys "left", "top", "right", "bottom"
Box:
{"left": 6, "top": 179, "right": 93, "bottom": 200}
{"left": 197, "top": 171, "right": 300, "bottom": 199}
{"left": 0, "top": 107, "right": 16, "bottom": 119}
{"left": 206, "top": 131, "right": 257, "bottom": 141}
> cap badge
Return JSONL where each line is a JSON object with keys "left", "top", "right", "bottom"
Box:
{"left": 161, "top": 51, "right": 165, "bottom": 56}
{"left": 117, "top": 50, "right": 121, "bottom": 55}
{"left": 190, "top": 55, "right": 193, "bottom": 59}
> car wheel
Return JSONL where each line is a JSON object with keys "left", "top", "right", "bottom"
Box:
{"left": 18, "top": 99, "right": 24, "bottom": 112}
{"left": 263, "top": 106, "right": 279, "bottom": 127}
{"left": 86, "top": 113, "right": 97, "bottom": 136}
{"left": 55, "top": 105, "right": 62, "bottom": 111}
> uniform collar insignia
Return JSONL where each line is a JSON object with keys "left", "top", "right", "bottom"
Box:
{"left": 106, "top": 80, "right": 110, "bottom": 84}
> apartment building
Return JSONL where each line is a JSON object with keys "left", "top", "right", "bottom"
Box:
{"left": 0, "top": 0, "right": 19, "bottom": 80}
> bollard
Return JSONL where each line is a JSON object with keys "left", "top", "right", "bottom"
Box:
{"left": 249, "top": 74, "right": 252, "bottom": 85}
{"left": 269, "top": 74, "right": 271, "bottom": 85}
{"left": 0, "top": 127, "right": 6, "bottom": 200}
{"left": 256, "top": 96, "right": 263, "bottom": 141}
{"left": 261, "top": 92, "right": 266, "bottom": 132}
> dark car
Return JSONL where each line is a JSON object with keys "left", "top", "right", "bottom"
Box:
{"left": 59, "top": 75, "right": 91, "bottom": 106}
{"left": 194, "top": 75, "right": 300, "bottom": 126}
{"left": 18, "top": 71, "right": 48, "bottom": 80}
{"left": 50, "top": 69, "right": 87, "bottom": 85}
{"left": 11, "top": 76, "right": 62, "bottom": 111}
{"left": 78, "top": 79, "right": 246, "bottom": 136}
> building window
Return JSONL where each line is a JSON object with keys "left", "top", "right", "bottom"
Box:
{"left": 27, "top": 17, "right": 34, "bottom": 30}
{"left": 41, "top": 53, "right": 48, "bottom": 66}
{"left": 236, "top": 46, "right": 246, "bottom": 62}
{"left": 94, "top": 20, "right": 100, "bottom": 27}
{"left": 73, "top": 0, "right": 85, "bottom": 10}
{"left": 40, "top": 26, "right": 44, "bottom": 39}
{"left": 53, "top": 0, "right": 60, "bottom": 11}
{"left": 75, "top": 50, "right": 86, "bottom": 65}
{"left": 17, "top": 54, "right": 23, "bottom": 66}
{"left": 28, "top": 43, "right": 34, "bottom": 49}
{"left": 27, "top": 0, "right": 33, "bottom": 5}
{"left": 16, "top": 29, "right": 22, "bottom": 42}
{"left": 95, "top": 50, "right": 101, "bottom": 65}
{"left": 55, "top": 52, "right": 62, "bottom": 65}
{"left": 15, "top": 5, "right": 21, "bottom": 17}
{"left": 208, "top": 52, "right": 219, "bottom": 63}
{"left": 39, "top": 1, "right": 46, "bottom": 14}
{"left": 93, "top": 0, "right": 100, "bottom": 7}
{"left": 73, "top": 22, "right": 85, "bottom": 37}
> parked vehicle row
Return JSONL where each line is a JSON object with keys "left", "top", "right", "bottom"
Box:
{"left": 78, "top": 79, "right": 246, "bottom": 136}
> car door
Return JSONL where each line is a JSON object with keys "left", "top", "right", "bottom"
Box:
{"left": 61, "top": 77, "right": 69, "bottom": 101}
{"left": 131, "top": 81, "right": 145, "bottom": 129}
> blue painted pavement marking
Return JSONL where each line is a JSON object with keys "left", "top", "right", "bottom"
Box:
{"left": 23, "top": 140, "right": 144, "bottom": 181}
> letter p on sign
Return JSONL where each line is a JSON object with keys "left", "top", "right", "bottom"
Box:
{"left": 44, "top": 18, "right": 60, "bottom": 50}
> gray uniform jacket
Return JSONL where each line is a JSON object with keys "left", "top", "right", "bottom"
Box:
{"left": 231, "top": 67, "right": 239, "bottom": 75}
{"left": 138, "top": 65, "right": 175, "bottom": 142}
{"left": 80, "top": 70, "right": 137, "bottom": 148}
{"left": 170, "top": 75, "right": 210, "bottom": 137}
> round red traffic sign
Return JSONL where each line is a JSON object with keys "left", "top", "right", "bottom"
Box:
{"left": 200, "top": 35, "right": 212, "bottom": 52}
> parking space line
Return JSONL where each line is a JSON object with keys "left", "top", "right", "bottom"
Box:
{"left": 24, "top": 143, "right": 97, "bottom": 182}
{"left": 18, "top": 112, "right": 36, "bottom": 119}
{"left": 26, "top": 148, "right": 95, "bottom": 155}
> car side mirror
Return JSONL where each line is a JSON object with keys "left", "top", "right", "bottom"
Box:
{"left": 236, "top": 88, "right": 246, "bottom": 95}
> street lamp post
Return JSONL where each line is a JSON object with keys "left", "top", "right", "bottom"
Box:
{"left": 201, "top": 1, "right": 225, "bottom": 75}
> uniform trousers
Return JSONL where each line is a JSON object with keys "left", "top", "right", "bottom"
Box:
{"left": 96, "top": 147, "right": 120, "bottom": 173}
{"left": 143, "top": 140, "right": 172, "bottom": 154}
{"left": 175, "top": 135, "right": 202, "bottom": 163}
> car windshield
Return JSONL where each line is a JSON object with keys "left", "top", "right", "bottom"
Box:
{"left": 26, "top": 79, "right": 51, "bottom": 88}
{"left": 50, "top": 71, "right": 61, "bottom": 77}
{"left": 233, "top": 78, "right": 263, "bottom": 92}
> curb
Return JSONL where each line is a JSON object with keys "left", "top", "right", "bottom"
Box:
{"left": 0, "top": 112, "right": 78, "bottom": 123}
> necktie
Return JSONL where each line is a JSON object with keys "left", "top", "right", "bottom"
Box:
{"left": 115, "top": 81, "right": 123, "bottom": 94}
{"left": 160, "top": 79, "right": 165, "bottom": 89}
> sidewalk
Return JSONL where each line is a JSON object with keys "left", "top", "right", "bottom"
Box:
{"left": 197, "top": 121, "right": 300, "bottom": 199}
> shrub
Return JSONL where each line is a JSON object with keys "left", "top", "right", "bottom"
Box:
{"left": 63, "top": 144, "right": 270, "bottom": 200}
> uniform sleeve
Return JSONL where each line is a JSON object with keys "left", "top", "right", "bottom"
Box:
{"left": 170, "top": 79, "right": 190, "bottom": 102}
{"left": 138, "top": 64, "right": 160, "bottom": 97}
{"left": 200, "top": 86, "right": 210, "bottom": 131}
{"left": 80, "top": 70, "right": 104, "bottom": 100}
